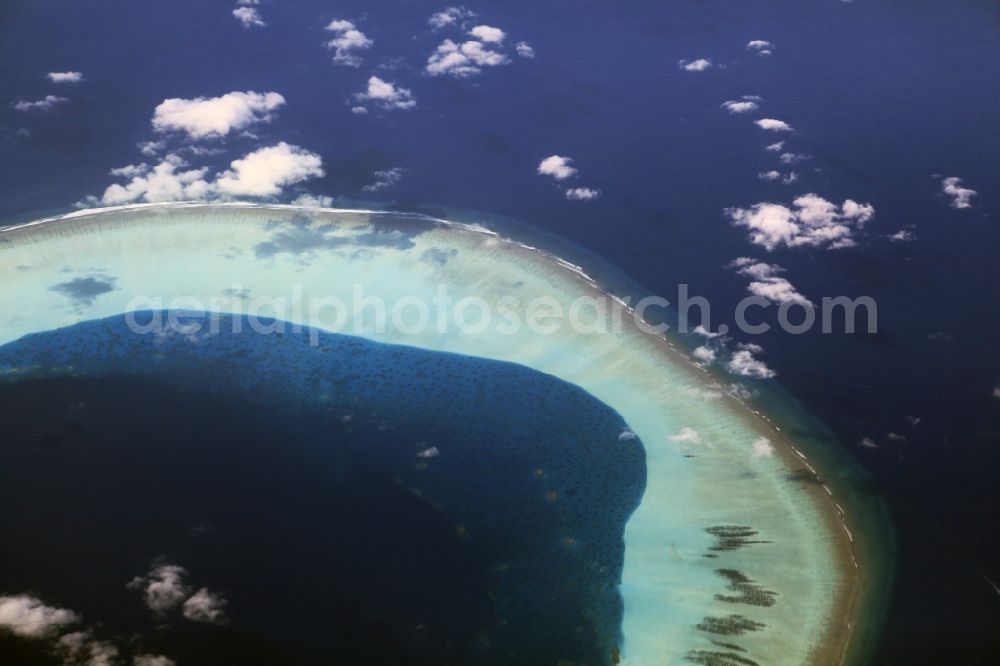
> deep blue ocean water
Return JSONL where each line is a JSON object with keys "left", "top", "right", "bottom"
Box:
{"left": 0, "top": 313, "right": 645, "bottom": 665}
{"left": 2, "top": 1, "right": 999, "bottom": 661}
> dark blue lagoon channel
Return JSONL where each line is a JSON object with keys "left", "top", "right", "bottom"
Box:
{"left": 0, "top": 312, "right": 645, "bottom": 666}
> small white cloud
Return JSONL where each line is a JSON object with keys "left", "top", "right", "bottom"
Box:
{"left": 0, "top": 595, "right": 80, "bottom": 638}
{"left": 232, "top": 6, "right": 265, "bottom": 28}
{"left": 468, "top": 25, "right": 505, "bottom": 44}
{"left": 679, "top": 58, "right": 712, "bottom": 71}
{"left": 429, "top": 6, "right": 475, "bottom": 30}
{"left": 152, "top": 91, "right": 285, "bottom": 140}
{"left": 746, "top": 40, "right": 774, "bottom": 56}
{"left": 110, "top": 163, "right": 149, "bottom": 178}
{"left": 670, "top": 427, "right": 702, "bottom": 444}
{"left": 730, "top": 257, "right": 813, "bottom": 307}
{"left": 137, "top": 139, "right": 166, "bottom": 156}
{"left": 693, "top": 324, "right": 723, "bottom": 339}
{"left": 888, "top": 229, "right": 915, "bottom": 242}
{"left": 751, "top": 437, "right": 774, "bottom": 457}
{"left": 887, "top": 432, "right": 907, "bottom": 442}
{"left": 726, "top": 194, "right": 875, "bottom": 250}
{"left": 182, "top": 589, "right": 228, "bottom": 624}
{"left": 764, "top": 141, "right": 785, "bottom": 152}
{"left": 57, "top": 631, "right": 120, "bottom": 666}
{"left": 47, "top": 71, "right": 84, "bottom": 83}
{"left": 290, "top": 193, "right": 334, "bottom": 208}
{"left": 353, "top": 76, "right": 416, "bottom": 110}
{"left": 13, "top": 95, "right": 67, "bottom": 112}
{"left": 993, "top": 386, "right": 1000, "bottom": 399}
{"left": 325, "top": 20, "right": 373, "bottom": 67}
{"left": 127, "top": 564, "right": 191, "bottom": 614}
{"left": 425, "top": 38, "right": 510, "bottom": 77}
{"left": 134, "top": 655, "right": 176, "bottom": 666}
{"left": 722, "top": 99, "right": 759, "bottom": 114}
{"left": 693, "top": 345, "right": 717, "bottom": 363}
{"left": 755, "top": 118, "right": 793, "bottom": 132}
{"left": 361, "top": 167, "right": 405, "bottom": 193}
{"left": 215, "top": 142, "right": 325, "bottom": 197}
{"left": 727, "top": 349, "right": 776, "bottom": 378}
{"left": 757, "top": 170, "right": 797, "bottom": 184}
{"left": 906, "top": 415, "right": 922, "bottom": 426}
{"left": 417, "top": 446, "right": 440, "bottom": 458}
{"left": 779, "top": 152, "right": 810, "bottom": 164}
{"left": 537, "top": 155, "right": 577, "bottom": 180}
{"left": 941, "top": 176, "right": 976, "bottom": 209}
{"left": 618, "top": 429, "right": 637, "bottom": 441}
{"left": 515, "top": 41, "right": 535, "bottom": 58}
{"left": 350, "top": 105, "right": 369, "bottom": 115}
{"left": 860, "top": 437, "right": 878, "bottom": 448}
{"left": 565, "top": 187, "right": 600, "bottom": 201}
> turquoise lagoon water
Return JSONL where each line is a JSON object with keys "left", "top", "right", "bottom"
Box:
{"left": 0, "top": 204, "right": 889, "bottom": 664}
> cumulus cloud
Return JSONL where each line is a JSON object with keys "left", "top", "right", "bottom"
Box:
{"left": 779, "top": 152, "right": 810, "bottom": 164}
{"left": 152, "top": 91, "right": 286, "bottom": 140}
{"left": 134, "top": 656, "right": 176, "bottom": 666}
{"left": 565, "top": 187, "right": 600, "bottom": 201}
{"left": 888, "top": 228, "right": 915, "bottom": 242}
{"left": 678, "top": 58, "right": 712, "bottom": 71}
{"left": 325, "top": 20, "right": 373, "bottom": 67}
{"left": 722, "top": 99, "right": 759, "bottom": 114}
{"left": 429, "top": 6, "right": 475, "bottom": 29}
{"left": 57, "top": 631, "right": 120, "bottom": 666}
{"left": 137, "top": 140, "right": 166, "bottom": 156}
{"left": 469, "top": 25, "right": 505, "bottom": 43}
{"left": 727, "top": 347, "right": 776, "bottom": 379}
{"left": 537, "top": 155, "right": 577, "bottom": 180}
{"left": 127, "top": 564, "right": 191, "bottom": 614}
{"left": 618, "top": 429, "right": 637, "bottom": 441}
{"left": 290, "top": 193, "right": 334, "bottom": 208}
{"left": 233, "top": 6, "right": 265, "bottom": 28}
{"left": 361, "top": 167, "right": 404, "bottom": 193}
{"left": 726, "top": 193, "right": 875, "bottom": 250}
{"left": 730, "top": 257, "right": 812, "bottom": 306}
{"left": 755, "top": 118, "right": 793, "bottom": 132}
{"left": 47, "top": 71, "right": 84, "bottom": 83}
{"left": 941, "top": 176, "right": 977, "bottom": 209}
{"left": 426, "top": 38, "right": 510, "bottom": 77}
{"left": 13, "top": 95, "right": 68, "bottom": 112}
{"left": 746, "top": 40, "right": 774, "bottom": 56}
{"left": 215, "top": 142, "right": 325, "bottom": 197}
{"left": 182, "top": 589, "right": 228, "bottom": 624}
{"left": 90, "top": 143, "right": 324, "bottom": 206}
{"left": 693, "top": 345, "right": 717, "bottom": 363}
{"left": 515, "top": 41, "right": 535, "bottom": 58}
{"left": 757, "top": 170, "right": 798, "bottom": 185}
{"left": 693, "top": 324, "right": 723, "bottom": 339}
{"left": 860, "top": 437, "right": 877, "bottom": 448}
{"left": 96, "top": 155, "right": 211, "bottom": 205}
{"left": 0, "top": 595, "right": 80, "bottom": 638}
{"left": 764, "top": 141, "right": 785, "bottom": 152}
{"left": 993, "top": 386, "right": 1000, "bottom": 399}
{"left": 670, "top": 427, "right": 702, "bottom": 444}
{"left": 751, "top": 437, "right": 774, "bottom": 457}
{"left": 353, "top": 76, "right": 416, "bottom": 110}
